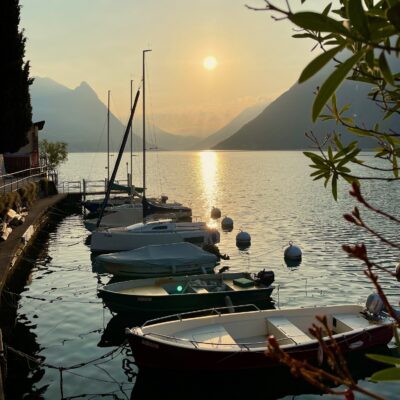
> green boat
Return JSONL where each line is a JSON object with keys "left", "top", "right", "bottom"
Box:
{"left": 98, "top": 270, "right": 275, "bottom": 314}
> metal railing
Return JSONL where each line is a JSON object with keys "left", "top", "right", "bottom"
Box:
{"left": 57, "top": 178, "right": 130, "bottom": 196}
{"left": 0, "top": 166, "right": 49, "bottom": 193}
{"left": 57, "top": 180, "right": 82, "bottom": 193}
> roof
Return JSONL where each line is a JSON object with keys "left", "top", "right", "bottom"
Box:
{"left": 33, "top": 121, "right": 45, "bottom": 130}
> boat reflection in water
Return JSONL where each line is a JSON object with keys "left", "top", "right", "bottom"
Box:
{"left": 130, "top": 345, "right": 393, "bottom": 400}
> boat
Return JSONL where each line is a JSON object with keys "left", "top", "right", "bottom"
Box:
{"left": 84, "top": 203, "right": 143, "bottom": 231}
{"left": 126, "top": 301, "right": 394, "bottom": 371}
{"left": 84, "top": 198, "right": 192, "bottom": 232}
{"left": 99, "top": 270, "right": 275, "bottom": 314}
{"left": 94, "top": 242, "right": 218, "bottom": 277}
{"left": 90, "top": 220, "right": 220, "bottom": 253}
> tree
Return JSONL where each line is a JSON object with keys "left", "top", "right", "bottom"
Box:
{"left": 0, "top": 0, "right": 33, "bottom": 153}
{"left": 39, "top": 140, "right": 68, "bottom": 172}
{"left": 249, "top": 0, "right": 400, "bottom": 395}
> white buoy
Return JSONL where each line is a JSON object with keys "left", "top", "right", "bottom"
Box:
{"left": 221, "top": 216, "right": 234, "bottom": 231}
{"left": 366, "top": 293, "right": 384, "bottom": 315}
{"left": 284, "top": 242, "right": 302, "bottom": 261}
{"left": 236, "top": 230, "right": 251, "bottom": 248}
{"left": 211, "top": 207, "right": 221, "bottom": 219}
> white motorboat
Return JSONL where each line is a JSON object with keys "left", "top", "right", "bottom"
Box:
{"left": 90, "top": 220, "right": 220, "bottom": 253}
{"left": 127, "top": 301, "right": 394, "bottom": 371}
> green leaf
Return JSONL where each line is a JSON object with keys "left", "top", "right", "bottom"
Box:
{"left": 347, "top": 0, "right": 370, "bottom": 38}
{"left": 322, "top": 3, "right": 332, "bottom": 16}
{"left": 289, "top": 12, "right": 350, "bottom": 35}
{"left": 370, "top": 367, "right": 400, "bottom": 382}
{"left": 366, "top": 354, "right": 400, "bottom": 365}
{"left": 328, "top": 146, "right": 334, "bottom": 161}
{"left": 299, "top": 45, "right": 345, "bottom": 83}
{"left": 365, "top": 49, "right": 375, "bottom": 69}
{"left": 337, "top": 148, "right": 361, "bottom": 167}
{"left": 393, "top": 155, "right": 398, "bottom": 178}
{"left": 333, "top": 135, "right": 344, "bottom": 150}
{"left": 387, "top": 3, "right": 400, "bottom": 31}
{"left": 312, "top": 50, "right": 366, "bottom": 121}
{"left": 379, "top": 52, "right": 395, "bottom": 85}
{"left": 331, "top": 174, "right": 338, "bottom": 200}
{"left": 339, "top": 104, "right": 351, "bottom": 115}
{"left": 347, "top": 127, "right": 374, "bottom": 137}
{"left": 292, "top": 33, "right": 317, "bottom": 39}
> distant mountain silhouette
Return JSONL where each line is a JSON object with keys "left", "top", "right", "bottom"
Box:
{"left": 31, "top": 77, "right": 201, "bottom": 151}
{"left": 213, "top": 69, "right": 400, "bottom": 150}
{"left": 195, "top": 102, "right": 267, "bottom": 150}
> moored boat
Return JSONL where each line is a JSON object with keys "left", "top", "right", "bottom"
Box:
{"left": 94, "top": 242, "right": 218, "bottom": 278}
{"left": 90, "top": 220, "right": 220, "bottom": 253}
{"left": 99, "top": 270, "right": 275, "bottom": 314}
{"left": 126, "top": 302, "right": 394, "bottom": 371}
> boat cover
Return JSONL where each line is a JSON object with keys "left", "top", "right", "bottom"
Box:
{"left": 96, "top": 242, "right": 218, "bottom": 268}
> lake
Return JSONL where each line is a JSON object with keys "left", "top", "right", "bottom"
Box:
{"left": 3, "top": 151, "right": 400, "bottom": 399}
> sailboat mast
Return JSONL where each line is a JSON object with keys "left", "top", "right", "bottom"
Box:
{"left": 107, "top": 90, "right": 110, "bottom": 183}
{"left": 130, "top": 79, "right": 133, "bottom": 186}
{"left": 142, "top": 49, "right": 151, "bottom": 199}
{"left": 97, "top": 88, "right": 141, "bottom": 228}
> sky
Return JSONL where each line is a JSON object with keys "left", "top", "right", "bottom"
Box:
{"left": 20, "top": 0, "right": 323, "bottom": 137}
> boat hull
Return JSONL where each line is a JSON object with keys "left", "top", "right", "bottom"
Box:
{"left": 91, "top": 231, "right": 219, "bottom": 253}
{"left": 127, "top": 323, "right": 393, "bottom": 371}
{"left": 99, "top": 261, "right": 217, "bottom": 278}
{"left": 100, "top": 287, "right": 273, "bottom": 314}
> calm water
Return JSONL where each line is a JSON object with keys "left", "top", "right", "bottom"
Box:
{"left": 3, "top": 151, "right": 400, "bottom": 399}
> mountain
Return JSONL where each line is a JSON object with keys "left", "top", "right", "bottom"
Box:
{"left": 194, "top": 102, "right": 267, "bottom": 150}
{"left": 30, "top": 77, "right": 200, "bottom": 151}
{"left": 213, "top": 70, "right": 400, "bottom": 150}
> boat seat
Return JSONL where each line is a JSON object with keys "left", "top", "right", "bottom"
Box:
{"left": 193, "top": 287, "right": 208, "bottom": 294}
{"left": 266, "top": 316, "right": 312, "bottom": 345}
{"left": 332, "top": 314, "right": 370, "bottom": 332}
{"left": 178, "top": 324, "right": 240, "bottom": 350}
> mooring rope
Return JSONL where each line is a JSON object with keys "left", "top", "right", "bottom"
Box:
{"left": 6, "top": 342, "right": 126, "bottom": 371}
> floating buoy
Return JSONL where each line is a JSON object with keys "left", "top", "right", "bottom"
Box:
{"left": 284, "top": 242, "right": 302, "bottom": 261}
{"left": 211, "top": 207, "right": 221, "bottom": 219}
{"left": 366, "top": 293, "right": 384, "bottom": 315}
{"left": 395, "top": 263, "right": 400, "bottom": 282}
{"left": 221, "top": 216, "right": 234, "bottom": 232}
{"left": 236, "top": 230, "right": 251, "bottom": 248}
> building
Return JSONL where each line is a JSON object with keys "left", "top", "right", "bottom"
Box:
{"left": 3, "top": 121, "right": 45, "bottom": 175}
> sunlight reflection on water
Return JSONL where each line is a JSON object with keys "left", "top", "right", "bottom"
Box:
{"left": 6, "top": 151, "right": 400, "bottom": 399}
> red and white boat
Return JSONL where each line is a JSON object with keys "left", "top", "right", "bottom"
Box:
{"left": 126, "top": 303, "right": 394, "bottom": 371}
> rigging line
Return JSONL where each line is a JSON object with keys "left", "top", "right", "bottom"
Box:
{"left": 87, "top": 113, "right": 108, "bottom": 182}
{"left": 145, "top": 66, "right": 163, "bottom": 196}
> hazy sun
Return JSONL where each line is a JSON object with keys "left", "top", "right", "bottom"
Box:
{"left": 203, "top": 56, "right": 218, "bottom": 70}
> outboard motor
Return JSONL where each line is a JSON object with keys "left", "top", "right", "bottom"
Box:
{"left": 255, "top": 269, "right": 275, "bottom": 286}
{"left": 365, "top": 293, "right": 384, "bottom": 316}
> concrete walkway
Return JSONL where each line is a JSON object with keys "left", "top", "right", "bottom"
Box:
{"left": 0, "top": 194, "right": 67, "bottom": 293}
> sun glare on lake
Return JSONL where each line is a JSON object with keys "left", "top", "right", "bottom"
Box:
{"left": 203, "top": 56, "right": 218, "bottom": 70}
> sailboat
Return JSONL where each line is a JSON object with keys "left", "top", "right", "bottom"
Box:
{"left": 82, "top": 90, "right": 141, "bottom": 214}
{"left": 90, "top": 51, "right": 217, "bottom": 252}
{"left": 83, "top": 78, "right": 192, "bottom": 229}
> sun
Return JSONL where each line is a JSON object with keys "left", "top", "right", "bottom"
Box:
{"left": 203, "top": 56, "right": 218, "bottom": 70}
